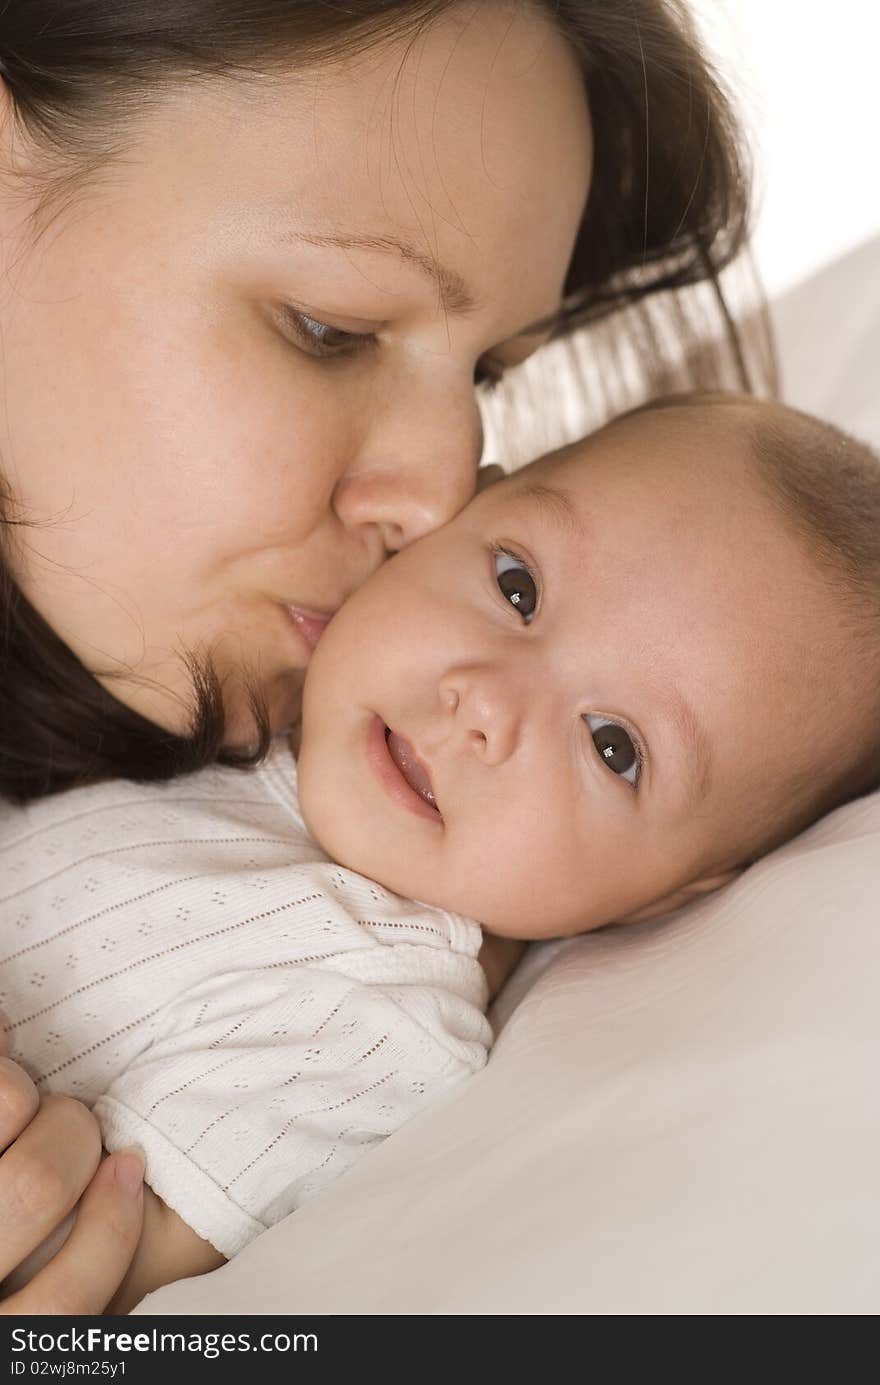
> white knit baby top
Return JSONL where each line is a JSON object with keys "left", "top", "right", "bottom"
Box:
{"left": 0, "top": 742, "right": 490, "bottom": 1256}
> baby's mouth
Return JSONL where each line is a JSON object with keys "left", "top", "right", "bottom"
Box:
{"left": 385, "top": 727, "right": 440, "bottom": 814}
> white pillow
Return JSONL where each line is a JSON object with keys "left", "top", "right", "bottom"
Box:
{"left": 772, "top": 232, "right": 880, "bottom": 450}
{"left": 137, "top": 236, "right": 880, "bottom": 1316}
{"left": 138, "top": 788, "right": 880, "bottom": 1314}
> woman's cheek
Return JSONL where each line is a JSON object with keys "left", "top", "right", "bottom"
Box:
{"left": 238, "top": 362, "right": 361, "bottom": 527}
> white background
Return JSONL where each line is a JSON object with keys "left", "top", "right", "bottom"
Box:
{"left": 692, "top": 0, "right": 880, "bottom": 295}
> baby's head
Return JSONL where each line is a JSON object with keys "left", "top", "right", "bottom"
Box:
{"left": 299, "top": 392, "right": 880, "bottom": 938}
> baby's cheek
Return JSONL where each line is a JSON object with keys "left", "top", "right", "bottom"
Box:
{"left": 294, "top": 744, "right": 318, "bottom": 835}
{"left": 295, "top": 738, "right": 339, "bottom": 852}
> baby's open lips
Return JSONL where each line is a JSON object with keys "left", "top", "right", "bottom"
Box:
{"left": 385, "top": 727, "right": 441, "bottom": 815}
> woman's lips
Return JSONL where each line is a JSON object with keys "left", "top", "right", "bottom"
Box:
{"left": 284, "top": 605, "right": 334, "bottom": 651}
{"left": 366, "top": 715, "right": 442, "bottom": 823}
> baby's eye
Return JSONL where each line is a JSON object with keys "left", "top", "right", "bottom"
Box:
{"left": 585, "top": 715, "right": 641, "bottom": 786}
{"left": 493, "top": 550, "right": 537, "bottom": 623}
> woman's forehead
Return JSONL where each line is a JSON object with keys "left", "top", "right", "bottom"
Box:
{"left": 129, "top": 3, "right": 590, "bottom": 312}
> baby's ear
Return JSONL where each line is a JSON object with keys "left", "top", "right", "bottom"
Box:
{"left": 613, "top": 869, "right": 742, "bottom": 926}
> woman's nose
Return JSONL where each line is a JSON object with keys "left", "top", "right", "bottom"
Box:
{"left": 331, "top": 385, "right": 484, "bottom": 552}
{"left": 440, "top": 666, "right": 520, "bottom": 766}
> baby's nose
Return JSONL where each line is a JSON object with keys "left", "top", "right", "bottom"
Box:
{"left": 441, "top": 668, "right": 519, "bottom": 765}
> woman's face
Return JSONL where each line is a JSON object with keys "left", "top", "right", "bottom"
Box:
{"left": 0, "top": 2, "right": 591, "bottom": 740}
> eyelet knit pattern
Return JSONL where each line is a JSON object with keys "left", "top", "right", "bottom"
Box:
{"left": 0, "top": 742, "right": 490, "bottom": 1256}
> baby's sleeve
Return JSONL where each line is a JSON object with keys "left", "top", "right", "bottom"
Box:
{"left": 94, "top": 945, "right": 491, "bottom": 1258}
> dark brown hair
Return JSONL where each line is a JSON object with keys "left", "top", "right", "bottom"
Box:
{"left": 0, "top": 0, "right": 769, "bottom": 801}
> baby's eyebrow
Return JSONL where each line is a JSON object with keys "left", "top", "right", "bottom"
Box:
{"left": 661, "top": 684, "right": 714, "bottom": 808}
{"left": 513, "top": 482, "right": 580, "bottom": 539}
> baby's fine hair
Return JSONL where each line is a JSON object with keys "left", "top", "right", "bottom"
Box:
{"left": 748, "top": 398, "right": 880, "bottom": 835}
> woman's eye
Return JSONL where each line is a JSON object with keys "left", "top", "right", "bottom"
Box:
{"left": 493, "top": 550, "right": 537, "bottom": 623}
{"left": 279, "top": 306, "right": 373, "bottom": 357}
{"left": 585, "top": 715, "right": 641, "bottom": 786}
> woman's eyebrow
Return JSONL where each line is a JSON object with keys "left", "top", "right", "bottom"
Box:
{"left": 287, "top": 231, "right": 479, "bottom": 315}
{"left": 285, "top": 230, "right": 560, "bottom": 335}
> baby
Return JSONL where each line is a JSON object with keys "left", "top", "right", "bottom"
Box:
{"left": 301, "top": 389, "right": 880, "bottom": 937}
{"left": 2, "top": 391, "right": 878, "bottom": 1311}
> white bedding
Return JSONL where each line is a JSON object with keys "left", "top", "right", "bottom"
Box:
{"left": 137, "top": 234, "right": 880, "bottom": 1316}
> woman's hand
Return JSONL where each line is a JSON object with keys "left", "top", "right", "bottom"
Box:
{"left": 0, "top": 1039, "right": 144, "bottom": 1315}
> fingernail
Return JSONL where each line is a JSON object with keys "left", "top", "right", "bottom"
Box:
{"left": 112, "top": 1149, "right": 145, "bottom": 1197}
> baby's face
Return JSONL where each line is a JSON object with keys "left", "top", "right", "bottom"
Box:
{"left": 298, "top": 403, "right": 846, "bottom": 937}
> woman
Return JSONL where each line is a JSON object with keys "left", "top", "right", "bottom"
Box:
{"left": 0, "top": 0, "right": 764, "bottom": 1311}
